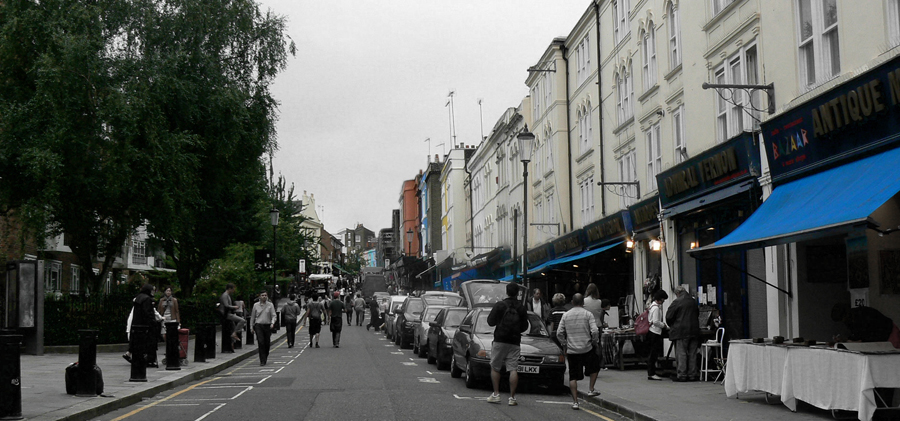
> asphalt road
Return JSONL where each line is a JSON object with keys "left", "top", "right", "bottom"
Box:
{"left": 99, "top": 316, "right": 629, "bottom": 421}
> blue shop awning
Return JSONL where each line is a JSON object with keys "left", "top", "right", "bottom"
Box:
{"left": 498, "top": 275, "right": 514, "bottom": 281}
{"left": 528, "top": 241, "right": 623, "bottom": 273}
{"left": 692, "top": 146, "right": 900, "bottom": 254}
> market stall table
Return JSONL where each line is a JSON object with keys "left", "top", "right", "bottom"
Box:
{"left": 600, "top": 329, "right": 644, "bottom": 370}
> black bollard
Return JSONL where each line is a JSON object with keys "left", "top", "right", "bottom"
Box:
{"left": 0, "top": 333, "right": 23, "bottom": 420}
{"left": 221, "top": 320, "right": 233, "bottom": 354}
{"left": 129, "top": 325, "right": 148, "bottom": 382}
{"left": 76, "top": 330, "right": 98, "bottom": 397}
{"left": 245, "top": 316, "right": 254, "bottom": 346}
{"left": 164, "top": 322, "right": 181, "bottom": 371}
{"left": 203, "top": 323, "right": 216, "bottom": 360}
{"left": 193, "top": 324, "right": 206, "bottom": 363}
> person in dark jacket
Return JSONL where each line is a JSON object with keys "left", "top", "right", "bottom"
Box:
{"left": 367, "top": 297, "right": 383, "bottom": 331}
{"left": 665, "top": 286, "right": 701, "bottom": 381}
{"left": 125, "top": 284, "right": 156, "bottom": 365}
{"left": 485, "top": 282, "right": 528, "bottom": 406}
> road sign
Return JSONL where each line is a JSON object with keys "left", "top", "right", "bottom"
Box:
{"left": 298, "top": 259, "right": 306, "bottom": 274}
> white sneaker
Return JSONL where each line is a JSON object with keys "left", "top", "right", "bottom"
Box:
{"left": 648, "top": 375, "right": 663, "bottom": 381}
{"left": 587, "top": 389, "right": 601, "bottom": 396}
{"left": 508, "top": 397, "right": 517, "bottom": 406}
{"left": 486, "top": 393, "right": 500, "bottom": 404}
{"left": 572, "top": 402, "right": 580, "bottom": 410}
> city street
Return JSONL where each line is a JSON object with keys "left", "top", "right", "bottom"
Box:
{"left": 98, "top": 318, "right": 627, "bottom": 421}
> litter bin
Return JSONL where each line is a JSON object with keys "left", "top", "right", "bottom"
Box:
{"left": 178, "top": 328, "right": 190, "bottom": 366}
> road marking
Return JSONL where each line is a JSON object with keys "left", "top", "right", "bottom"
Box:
{"left": 536, "top": 400, "right": 575, "bottom": 404}
{"left": 417, "top": 377, "right": 439, "bottom": 383}
{"left": 453, "top": 394, "right": 489, "bottom": 401}
{"left": 110, "top": 377, "right": 220, "bottom": 420}
{"left": 155, "top": 404, "right": 200, "bottom": 407}
{"left": 391, "top": 352, "right": 404, "bottom": 355}
{"left": 402, "top": 362, "right": 417, "bottom": 366}
{"left": 195, "top": 403, "right": 226, "bottom": 421}
{"left": 581, "top": 407, "right": 616, "bottom": 420}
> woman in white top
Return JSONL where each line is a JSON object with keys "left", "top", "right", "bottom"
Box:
{"left": 647, "top": 289, "right": 669, "bottom": 380}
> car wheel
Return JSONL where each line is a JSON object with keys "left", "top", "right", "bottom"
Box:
{"left": 449, "top": 353, "right": 462, "bottom": 378}
{"left": 436, "top": 348, "right": 449, "bottom": 371}
{"left": 418, "top": 340, "right": 427, "bottom": 358}
{"left": 464, "top": 357, "right": 478, "bottom": 388}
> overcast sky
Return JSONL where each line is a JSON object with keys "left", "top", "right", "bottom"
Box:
{"left": 260, "top": 1, "right": 591, "bottom": 234}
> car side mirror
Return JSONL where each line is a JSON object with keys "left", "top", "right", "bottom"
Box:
{"left": 429, "top": 322, "right": 438, "bottom": 328}
{"left": 459, "top": 325, "right": 470, "bottom": 333}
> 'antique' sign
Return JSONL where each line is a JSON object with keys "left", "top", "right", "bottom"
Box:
{"left": 761, "top": 54, "right": 900, "bottom": 182}
{"left": 552, "top": 230, "right": 585, "bottom": 258}
{"left": 628, "top": 195, "right": 660, "bottom": 233}
{"left": 584, "top": 211, "right": 630, "bottom": 247}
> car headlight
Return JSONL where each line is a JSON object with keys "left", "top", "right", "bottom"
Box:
{"left": 404, "top": 322, "right": 415, "bottom": 329}
{"left": 477, "top": 349, "right": 491, "bottom": 359}
{"left": 543, "top": 355, "right": 565, "bottom": 364}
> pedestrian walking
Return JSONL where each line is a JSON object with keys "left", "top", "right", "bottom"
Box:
{"left": 548, "top": 293, "right": 568, "bottom": 348}
{"left": 485, "top": 282, "right": 528, "bottom": 406}
{"left": 557, "top": 293, "right": 601, "bottom": 410}
{"left": 124, "top": 284, "right": 155, "bottom": 364}
{"left": 367, "top": 296, "right": 383, "bottom": 331}
{"left": 299, "top": 294, "right": 326, "bottom": 348}
{"left": 666, "top": 286, "right": 700, "bottom": 382}
{"left": 157, "top": 286, "right": 180, "bottom": 342}
{"left": 328, "top": 291, "right": 345, "bottom": 347}
{"left": 527, "top": 288, "right": 550, "bottom": 324}
{"left": 344, "top": 294, "right": 353, "bottom": 325}
{"left": 301, "top": 296, "right": 311, "bottom": 327}
{"left": 218, "top": 283, "right": 246, "bottom": 350}
{"left": 646, "top": 290, "right": 669, "bottom": 381}
{"left": 281, "top": 295, "right": 302, "bottom": 348}
{"left": 250, "top": 291, "right": 277, "bottom": 365}
{"left": 353, "top": 294, "right": 366, "bottom": 326}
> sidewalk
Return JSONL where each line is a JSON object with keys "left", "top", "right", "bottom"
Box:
{"left": 574, "top": 366, "right": 860, "bottom": 421}
{"left": 19, "top": 328, "right": 288, "bottom": 421}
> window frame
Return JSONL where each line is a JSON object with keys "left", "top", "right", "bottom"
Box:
{"left": 614, "top": 0, "right": 631, "bottom": 45}
{"left": 646, "top": 123, "right": 662, "bottom": 192}
{"left": 890, "top": 0, "right": 900, "bottom": 48}
{"left": 669, "top": 2, "right": 681, "bottom": 69}
{"left": 673, "top": 105, "right": 686, "bottom": 164}
{"left": 618, "top": 151, "right": 638, "bottom": 207}
{"left": 642, "top": 23, "right": 658, "bottom": 90}
{"left": 797, "top": 0, "right": 840, "bottom": 90}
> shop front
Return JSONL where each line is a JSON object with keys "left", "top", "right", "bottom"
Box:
{"left": 628, "top": 196, "right": 662, "bottom": 308}
{"left": 693, "top": 54, "right": 900, "bottom": 343}
{"left": 657, "top": 132, "right": 765, "bottom": 341}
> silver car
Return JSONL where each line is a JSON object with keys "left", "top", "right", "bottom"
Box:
{"left": 414, "top": 305, "right": 448, "bottom": 358}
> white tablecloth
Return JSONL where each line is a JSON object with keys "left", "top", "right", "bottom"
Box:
{"left": 724, "top": 342, "right": 789, "bottom": 397}
{"left": 724, "top": 342, "right": 900, "bottom": 421}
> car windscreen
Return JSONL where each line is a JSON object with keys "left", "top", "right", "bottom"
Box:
{"left": 422, "top": 308, "right": 442, "bottom": 323}
{"left": 467, "top": 284, "right": 508, "bottom": 306}
{"left": 473, "top": 312, "right": 495, "bottom": 335}
{"left": 390, "top": 302, "right": 403, "bottom": 313}
{"left": 444, "top": 310, "right": 466, "bottom": 327}
{"left": 525, "top": 313, "right": 550, "bottom": 337}
{"left": 405, "top": 299, "right": 425, "bottom": 317}
{"left": 423, "top": 295, "right": 463, "bottom": 307}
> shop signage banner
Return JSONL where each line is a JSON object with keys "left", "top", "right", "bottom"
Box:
{"left": 584, "top": 211, "right": 631, "bottom": 247}
{"left": 552, "top": 229, "right": 585, "bottom": 258}
{"left": 657, "top": 132, "right": 760, "bottom": 208}
{"left": 628, "top": 195, "right": 660, "bottom": 233}
{"left": 761, "top": 54, "right": 900, "bottom": 182}
{"left": 526, "top": 243, "right": 553, "bottom": 266}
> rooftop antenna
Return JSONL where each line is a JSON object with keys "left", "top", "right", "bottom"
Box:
{"left": 424, "top": 137, "right": 431, "bottom": 161}
{"left": 478, "top": 98, "right": 485, "bottom": 142}
{"left": 436, "top": 142, "right": 446, "bottom": 157}
{"left": 446, "top": 90, "right": 457, "bottom": 147}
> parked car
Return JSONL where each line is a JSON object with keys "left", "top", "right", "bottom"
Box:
{"left": 458, "top": 279, "right": 526, "bottom": 310}
{"left": 426, "top": 307, "right": 468, "bottom": 370}
{"left": 383, "top": 295, "right": 406, "bottom": 341}
{"left": 421, "top": 291, "right": 463, "bottom": 308}
{"left": 414, "top": 305, "right": 449, "bottom": 357}
{"left": 450, "top": 307, "right": 565, "bottom": 389}
{"left": 395, "top": 296, "right": 426, "bottom": 348}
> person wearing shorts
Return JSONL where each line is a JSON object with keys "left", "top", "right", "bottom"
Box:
{"left": 300, "top": 295, "right": 325, "bottom": 348}
{"left": 485, "top": 282, "right": 528, "bottom": 406}
{"left": 557, "top": 293, "right": 600, "bottom": 410}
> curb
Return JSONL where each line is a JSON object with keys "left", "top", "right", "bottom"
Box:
{"left": 30, "top": 330, "right": 287, "bottom": 421}
{"left": 580, "top": 390, "right": 675, "bottom": 421}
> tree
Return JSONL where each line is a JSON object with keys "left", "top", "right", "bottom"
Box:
{"left": 0, "top": 0, "right": 295, "bottom": 294}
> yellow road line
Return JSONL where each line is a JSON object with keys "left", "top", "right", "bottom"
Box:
{"left": 110, "top": 377, "right": 220, "bottom": 421}
{"left": 581, "top": 406, "right": 616, "bottom": 421}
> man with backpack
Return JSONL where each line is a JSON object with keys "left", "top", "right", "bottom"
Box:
{"left": 485, "top": 282, "right": 528, "bottom": 406}
{"left": 557, "top": 293, "right": 600, "bottom": 410}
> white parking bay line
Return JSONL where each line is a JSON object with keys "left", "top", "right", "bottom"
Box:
{"left": 453, "top": 394, "right": 489, "bottom": 401}
{"left": 195, "top": 403, "right": 226, "bottom": 421}
{"left": 417, "top": 377, "right": 439, "bottom": 383}
{"left": 391, "top": 352, "right": 404, "bottom": 355}
{"left": 402, "top": 362, "right": 417, "bottom": 366}
{"left": 535, "top": 400, "right": 576, "bottom": 405}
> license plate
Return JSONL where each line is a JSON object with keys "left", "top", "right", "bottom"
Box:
{"left": 516, "top": 365, "right": 539, "bottom": 374}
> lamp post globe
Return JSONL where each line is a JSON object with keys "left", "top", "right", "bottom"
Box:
{"left": 516, "top": 125, "right": 534, "bottom": 291}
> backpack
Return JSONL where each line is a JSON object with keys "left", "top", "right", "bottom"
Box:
{"left": 634, "top": 308, "right": 650, "bottom": 335}
{"left": 499, "top": 301, "right": 521, "bottom": 333}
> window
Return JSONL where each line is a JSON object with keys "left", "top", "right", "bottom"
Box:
{"left": 534, "top": 199, "right": 543, "bottom": 242}
{"left": 544, "top": 73, "right": 553, "bottom": 108}
{"left": 618, "top": 151, "right": 638, "bottom": 207}
{"left": 580, "top": 175, "right": 595, "bottom": 224}
{"left": 614, "top": 0, "right": 631, "bottom": 45}
{"left": 642, "top": 23, "right": 657, "bottom": 90}
{"left": 712, "top": 0, "right": 736, "bottom": 15}
{"left": 132, "top": 240, "right": 147, "bottom": 265}
{"left": 70, "top": 265, "right": 81, "bottom": 294}
{"left": 714, "top": 46, "right": 759, "bottom": 142}
{"left": 669, "top": 2, "right": 681, "bottom": 68}
{"left": 544, "top": 132, "right": 552, "bottom": 174}
{"left": 646, "top": 123, "right": 662, "bottom": 191}
{"left": 673, "top": 105, "right": 686, "bottom": 163}
{"left": 45, "top": 261, "right": 61, "bottom": 292}
{"left": 577, "top": 36, "right": 591, "bottom": 84}
{"left": 579, "top": 104, "right": 593, "bottom": 154}
{"left": 890, "top": 0, "right": 900, "bottom": 47}
{"left": 534, "top": 138, "right": 542, "bottom": 177}
{"left": 798, "top": 0, "right": 840, "bottom": 89}
{"left": 616, "top": 68, "right": 634, "bottom": 125}
{"left": 546, "top": 191, "right": 556, "bottom": 228}
{"left": 531, "top": 85, "right": 541, "bottom": 120}
{"left": 355, "top": 235, "right": 361, "bottom": 243}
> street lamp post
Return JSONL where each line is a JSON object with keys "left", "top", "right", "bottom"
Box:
{"left": 406, "top": 229, "right": 414, "bottom": 292}
{"left": 517, "top": 125, "right": 534, "bottom": 291}
{"left": 269, "top": 207, "right": 280, "bottom": 300}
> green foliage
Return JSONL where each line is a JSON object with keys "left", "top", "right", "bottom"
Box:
{"left": 195, "top": 243, "right": 268, "bottom": 301}
{"left": 0, "top": 0, "right": 295, "bottom": 295}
